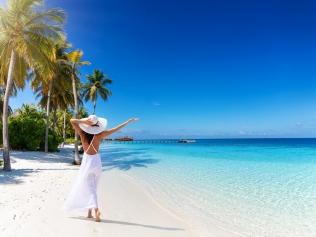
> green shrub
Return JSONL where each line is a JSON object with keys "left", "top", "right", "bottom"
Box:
{"left": 7, "top": 104, "right": 63, "bottom": 151}
{"left": 65, "top": 137, "right": 82, "bottom": 145}
{"left": 65, "top": 137, "right": 76, "bottom": 144}
{"left": 9, "top": 116, "right": 46, "bottom": 150}
{"left": 39, "top": 130, "right": 62, "bottom": 152}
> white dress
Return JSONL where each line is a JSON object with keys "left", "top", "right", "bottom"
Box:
{"left": 64, "top": 137, "right": 102, "bottom": 213}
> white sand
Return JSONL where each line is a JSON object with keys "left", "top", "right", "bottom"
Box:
{"left": 0, "top": 147, "right": 194, "bottom": 237}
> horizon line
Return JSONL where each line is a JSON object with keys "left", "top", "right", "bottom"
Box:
{"left": 108, "top": 137, "right": 316, "bottom": 140}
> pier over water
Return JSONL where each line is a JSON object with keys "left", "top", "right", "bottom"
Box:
{"left": 104, "top": 139, "right": 180, "bottom": 144}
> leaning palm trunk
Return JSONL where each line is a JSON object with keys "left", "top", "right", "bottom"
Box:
{"left": 71, "top": 67, "right": 81, "bottom": 165}
{"left": 2, "top": 50, "right": 16, "bottom": 171}
{"left": 45, "top": 80, "right": 53, "bottom": 152}
{"left": 62, "top": 109, "right": 66, "bottom": 147}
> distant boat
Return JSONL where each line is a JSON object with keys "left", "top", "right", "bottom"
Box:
{"left": 115, "top": 136, "right": 134, "bottom": 141}
{"left": 178, "top": 139, "right": 196, "bottom": 143}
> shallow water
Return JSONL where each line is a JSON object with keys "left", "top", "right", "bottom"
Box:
{"left": 100, "top": 139, "right": 316, "bottom": 237}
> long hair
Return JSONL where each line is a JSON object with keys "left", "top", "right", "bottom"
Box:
{"left": 82, "top": 130, "right": 94, "bottom": 144}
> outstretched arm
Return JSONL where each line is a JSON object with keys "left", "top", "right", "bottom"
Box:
{"left": 98, "top": 118, "right": 139, "bottom": 139}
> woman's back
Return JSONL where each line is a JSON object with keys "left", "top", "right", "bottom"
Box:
{"left": 81, "top": 132, "right": 101, "bottom": 155}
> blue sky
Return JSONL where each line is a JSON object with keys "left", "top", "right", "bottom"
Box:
{"left": 9, "top": 0, "right": 316, "bottom": 138}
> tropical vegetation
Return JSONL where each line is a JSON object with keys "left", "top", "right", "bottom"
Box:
{"left": 9, "top": 104, "right": 61, "bottom": 151}
{"left": 0, "top": 0, "right": 112, "bottom": 171}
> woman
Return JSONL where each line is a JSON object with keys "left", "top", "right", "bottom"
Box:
{"left": 64, "top": 115, "right": 138, "bottom": 222}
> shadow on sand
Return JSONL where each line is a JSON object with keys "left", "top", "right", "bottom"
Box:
{"left": 71, "top": 216, "right": 184, "bottom": 231}
{"left": 9, "top": 147, "right": 74, "bottom": 164}
{"left": 101, "top": 147, "right": 159, "bottom": 171}
{"left": 0, "top": 148, "right": 75, "bottom": 185}
{"left": 0, "top": 168, "right": 37, "bottom": 184}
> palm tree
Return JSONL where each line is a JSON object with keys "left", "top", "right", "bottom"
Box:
{"left": 0, "top": 0, "right": 65, "bottom": 170}
{"left": 66, "top": 50, "right": 90, "bottom": 165}
{"left": 32, "top": 43, "right": 73, "bottom": 152}
{"left": 82, "top": 69, "right": 112, "bottom": 114}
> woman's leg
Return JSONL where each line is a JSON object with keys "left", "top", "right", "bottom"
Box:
{"left": 94, "top": 208, "right": 101, "bottom": 222}
{"left": 87, "top": 209, "right": 93, "bottom": 218}
{"left": 88, "top": 168, "right": 102, "bottom": 222}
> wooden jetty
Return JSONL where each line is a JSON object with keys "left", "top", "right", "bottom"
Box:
{"left": 104, "top": 139, "right": 194, "bottom": 144}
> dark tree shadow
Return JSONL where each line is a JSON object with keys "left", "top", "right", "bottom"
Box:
{"left": 102, "top": 147, "right": 159, "bottom": 171}
{"left": 0, "top": 168, "right": 38, "bottom": 184}
{"left": 0, "top": 148, "right": 75, "bottom": 185}
{"left": 102, "top": 157, "right": 158, "bottom": 171}
{"left": 9, "top": 147, "right": 74, "bottom": 164}
{"left": 71, "top": 217, "right": 184, "bottom": 231}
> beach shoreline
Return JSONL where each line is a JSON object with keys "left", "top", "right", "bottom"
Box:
{"left": 0, "top": 147, "right": 197, "bottom": 237}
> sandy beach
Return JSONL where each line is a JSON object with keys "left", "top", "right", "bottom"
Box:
{"left": 0, "top": 147, "right": 194, "bottom": 237}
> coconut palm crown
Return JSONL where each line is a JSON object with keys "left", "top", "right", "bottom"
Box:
{"left": 82, "top": 69, "right": 112, "bottom": 114}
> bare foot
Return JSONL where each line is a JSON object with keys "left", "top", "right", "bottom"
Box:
{"left": 95, "top": 210, "right": 101, "bottom": 222}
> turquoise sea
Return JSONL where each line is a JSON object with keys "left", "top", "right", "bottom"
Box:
{"left": 99, "top": 139, "right": 316, "bottom": 237}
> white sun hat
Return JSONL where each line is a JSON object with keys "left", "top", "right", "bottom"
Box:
{"left": 79, "top": 115, "right": 108, "bottom": 135}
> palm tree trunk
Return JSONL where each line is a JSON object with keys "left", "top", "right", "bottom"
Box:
{"left": 45, "top": 80, "right": 53, "bottom": 152}
{"left": 53, "top": 109, "right": 57, "bottom": 128}
{"left": 71, "top": 66, "right": 80, "bottom": 165}
{"left": 2, "top": 50, "right": 16, "bottom": 171}
{"left": 62, "top": 109, "right": 66, "bottom": 147}
{"left": 93, "top": 100, "right": 96, "bottom": 114}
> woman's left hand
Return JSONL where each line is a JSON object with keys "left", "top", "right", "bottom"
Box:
{"left": 128, "top": 118, "right": 139, "bottom": 123}
{"left": 79, "top": 118, "right": 95, "bottom": 125}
